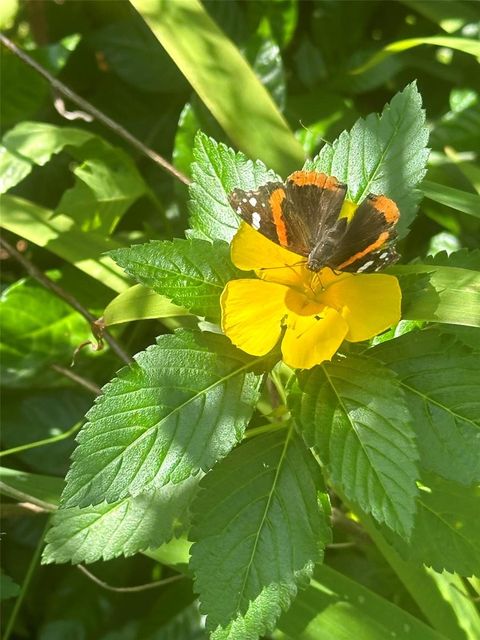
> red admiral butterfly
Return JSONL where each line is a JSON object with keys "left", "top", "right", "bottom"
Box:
{"left": 229, "top": 171, "right": 400, "bottom": 273}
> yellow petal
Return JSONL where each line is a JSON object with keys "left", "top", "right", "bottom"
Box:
{"left": 281, "top": 307, "right": 348, "bottom": 369}
{"left": 221, "top": 279, "right": 287, "bottom": 356}
{"left": 231, "top": 222, "right": 308, "bottom": 287}
{"left": 321, "top": 273, "right": 402, "bottom": 342}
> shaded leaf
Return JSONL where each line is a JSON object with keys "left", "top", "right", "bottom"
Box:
{"left": 190, "top": 429, "right": 330, "bottom": 637}
{"left": 103, "top": 284, "right": 189, "bottom": 326}
{"left": 290, "top": 355, "right": 419, "bottom": 539}
{"left": 277, "top": 564, "right": 450, "bottom": 640}
{"left": 0, "top": 279, "right": 89, "bottom": 387}
{"left": 370, "top": 329, "right": 480, "bottom": 485}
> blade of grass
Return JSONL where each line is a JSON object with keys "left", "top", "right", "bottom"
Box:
{"left": 353, "top": 37, "right": 480, "bottom": 75}
{"left": 0, "top": 194, "right": 129, "bottom": 293}
{"left": 422, "top": 180, "right": 480, "bottom": 218}
{"left": 131, "top": 0, "right": 305, "bottom": 176}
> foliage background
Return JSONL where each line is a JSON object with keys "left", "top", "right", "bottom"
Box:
{"left": 1, "top": 1, "right": 479, "bottom": 639}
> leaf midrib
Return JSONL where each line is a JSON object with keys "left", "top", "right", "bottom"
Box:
{"left": 234, "top": 425, "right": 293, "bottom": 613}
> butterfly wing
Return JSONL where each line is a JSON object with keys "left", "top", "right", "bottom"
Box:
{"left": 328, "top": 194, "right": 400, "bottom": 272}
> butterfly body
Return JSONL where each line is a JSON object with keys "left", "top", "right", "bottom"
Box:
{"left": 229, "top": 171, "right": 400, "bottom": 273}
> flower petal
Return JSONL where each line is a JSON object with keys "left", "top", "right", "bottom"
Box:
{"left": 231, "top": 222, "right": 308, "bottom": 287}
{"left": 321, "top": 273, "right": 402, "bottom": 342}
{"left": 281, "top": 307, "right": 348, "bottom": 369}
{"left": 221, "top": 279, "right": 287, "bottom": 356}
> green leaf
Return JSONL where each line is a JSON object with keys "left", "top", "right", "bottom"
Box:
{"left": 422, "top": 180, "right": 480, "bottom": 218}
{"left": 401, "top": 0, "right": 480, "bottom": 34}
{"left": 61, "top": 330, "right": 263, "bottom": 508}
{"left": 0, "top": 36, "right": 79, "bottom": 128}
{"left": 55, "top": 137, "right": 146, "bottom": 233}
{"left": 276, "top": 564, "right": 450, "bottom": 640}
{"left": 43, "top": 475, "right": 198, "bottom": 565}
{"left": 431, "top": 89, "right": 480, "bottom": 153}
{"left": 0, "top": 194, "right": 129, "bottom": 293}
{"left": 353, "top": 37, "right": 480, "bottom": 75}
{"left": 386, "top": 471, "right": 480, "bottom": 577}
{"left": 190, "top": 429, "right": 331, "bottom": 637}
{"left": 0, "top": 121, "right": 93, "bottom": 194}
{"left": 1, "top": 388, "right": 91, "bottom": 475}
{"left": 103, "top": 284, "right": 189, "bottom": 326}
{"left": 370, "top": 330, "right": 480, "bottom": 485}
{"left": 1, "top": 122, "right": 146, "bottom": 233}
{"left": 0, "top": 572, "right": 21, "bottom": 601}
{"left": 390, "top": 261, "right": 480, "bottom": 327}
{"left": 131, "top": 0, "right": 305, "bottom": 176}
{"left": 0, "top": 467, "right": 63, "bottom": 507}
{"left": 189, "top": 132, "right": 280, "bottom": 242}
{"left": 290, "top": 355, "right": 419, "bottom": 539}
{"left": 305, "top": 83, "right": 430, "bottom": 235}
{"left": 247, "top": 37, "right": 286, "bottom": 110}
{"left": 90, "top": 18, "right": 188, "bottom": 93}
{"left": 0, "top": 279, "right": 90, "bottom": 387}
{"left": 110, "top": 238, "right": 240, "bottom": 322}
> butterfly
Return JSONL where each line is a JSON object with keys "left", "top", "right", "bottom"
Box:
{"left": 229, "top": 170, "right": 400, "bottom": 272}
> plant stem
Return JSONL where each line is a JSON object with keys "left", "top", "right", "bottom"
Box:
{"left": 0, "top": 421, "right": 83, "bottom": 459}
{"left": 2, "top": 521, "right": 50, "bottom": 640}
{"left": 0, "top": 236, "right": 132, "bottom": 365}
{"left": 0, "top": 33, "right": 191, "bottom": 187}
{"left": 76, "top": 565, "right": 184, "bottom": 593}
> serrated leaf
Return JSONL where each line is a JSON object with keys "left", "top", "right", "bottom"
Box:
{"left": 385, "top": 471, "right": 480, "bottom": 577}
{"left": 61, "top": 330, "right": 263, "bottom": 508}
{"left": 110, "top": 238, "right": 240, "bottom": 322}
{"left": 43, "top": 475, "right": 198, "bottom": 565}
{"left": 0, "top": 279, "right": 90, "bottom": 387}
{"left": 290, "top": 355, "right": 419, "bottom": 539}
{"left": 370, "top": 330, "right": 480, "bottom": 485}
{"left": 305, "top": 83, "right": 429, "bottom": 235}
{"left": 188, "top": 132, "right": 280, "bottom": 243}
{"left": 190, "top": 429, "right": 331, "bottom": 637}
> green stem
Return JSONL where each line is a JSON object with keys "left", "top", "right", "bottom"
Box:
{"left": 0, "top": 422, "right": 82, "bottom": 458}
{"left": 269, "top": 368, "right": 288, "bottom": 406}
{"left": 2, "top": 520, "right": 50, "bottom": 640}
{"left": 245, "top": 422, "right": 288, "bottom": 439}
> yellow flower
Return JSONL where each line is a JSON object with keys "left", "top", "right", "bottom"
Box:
{"left": 220, "top": 223, "right": 402, "bottom": 369}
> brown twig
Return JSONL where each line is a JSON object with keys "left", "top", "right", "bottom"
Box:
{"left": 77, "top": 564, "right": 184, "bottom": 593}
{"left": 0, "top": 236, "right": 132, "bottom": 365}
{"left": 0, "top": 33, "right": 191, "bottom": 186}
{"left": 50, "top": 364, "right": 101, "bottom": 395}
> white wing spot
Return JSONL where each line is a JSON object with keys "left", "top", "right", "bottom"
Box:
{"left": 379, "top": 252, "right": 388, "bottom": 259}
{"left": 236, "top": 206, "right": 242, "bottom": 213}
{"left": 242, "top": 198, "right": 248, "bottom": 203}
{"left": 251, "top": 212, "right": 261, "bottom": 229}
{"left": 249, "top": 197, "right": 257, "bottom": 206}
{"left": 261, "top": 202, "right": 266, "bottom": 208}
{"left": 357, "top": 260, "right": 374, "bottom": 272}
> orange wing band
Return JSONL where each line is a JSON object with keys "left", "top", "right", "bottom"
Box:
{"left": 288, "top": 171, "right": 340, "bottom": 189}
{"left": 269, "top": 188, "right": 288, "bottom": 246}
{"left": 338, "top": 231, "right": 390, "bottom": 270}
{"left": 372, "top": 195, "right": 400, "bottom": 224}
